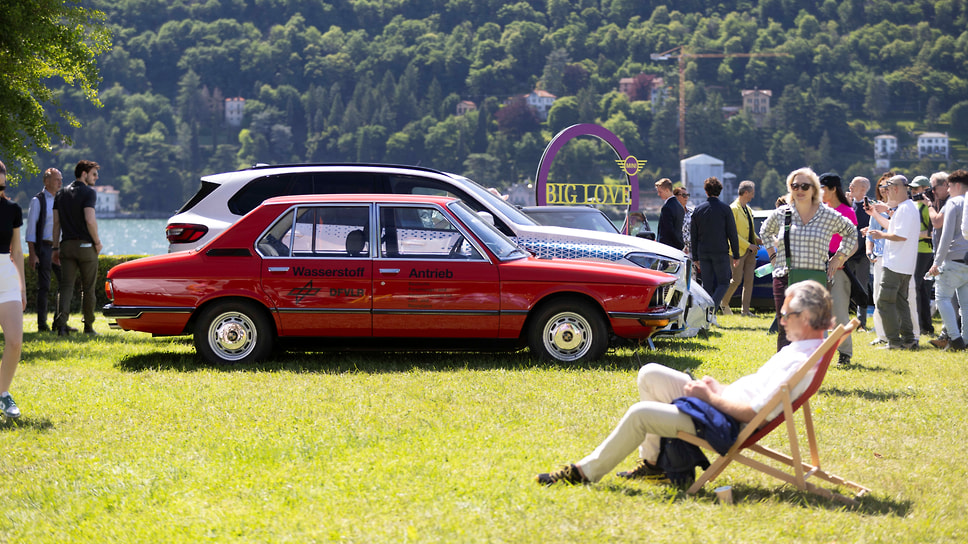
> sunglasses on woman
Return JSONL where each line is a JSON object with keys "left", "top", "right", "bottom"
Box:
{"left": 790, "top": 182, "right": 812, "bottom": 191}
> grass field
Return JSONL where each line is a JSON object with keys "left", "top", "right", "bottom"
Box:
{"left": 1, "top": 313, "right": 966, "bottom": 542}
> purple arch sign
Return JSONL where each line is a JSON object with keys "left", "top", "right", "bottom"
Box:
{"left": 535, "top": 123, "right": 640, "bottom": 217}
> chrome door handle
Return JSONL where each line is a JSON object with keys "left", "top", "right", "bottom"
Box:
{"left": 267, "top": 267, "right": 290, "bottom": 272}
{"left": 379, "top": 268, "right": 400, "bottom": 274}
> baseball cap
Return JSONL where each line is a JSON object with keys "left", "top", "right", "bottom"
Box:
{"left": 909, "top": 175, "right": 930, "bottom": 188}
{"left": 818, "top": 173, "right": 842, "bottom": 188}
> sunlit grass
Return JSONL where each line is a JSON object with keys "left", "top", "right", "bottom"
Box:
{"left": 0, "top": 313, "right": 964, "bottom": 542}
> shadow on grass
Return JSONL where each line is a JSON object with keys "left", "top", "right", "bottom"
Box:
{"left": 601, "top": 481, "right": 911, "bottom": 516}
{"left": 831, "top": 360, "right": 907, "bottom": 374}
{"left": 819, "top": 386, "right": 915, "bottom": 402}
{"left": 0, "top": 416, "right": 54, "bottom": 432}
{"left": 115, "top": 344, "right": 710, "bottom": 374}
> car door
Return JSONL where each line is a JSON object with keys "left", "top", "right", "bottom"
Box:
{"left": 259, "top": 204, "right": 373, "bottom": 336}
{"left": 371, "top": 203, "right": 500, "bottom": 338}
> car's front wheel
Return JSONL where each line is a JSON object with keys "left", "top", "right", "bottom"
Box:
{"left": 194, "top": 301, "right": 273, "bottom": 365}
{"left": 528, "top": 299, "right": 608, "bottom": 363}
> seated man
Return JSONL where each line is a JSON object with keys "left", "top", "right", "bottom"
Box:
{"left": 536, "top": 280, "right": 833, "bottom": 485}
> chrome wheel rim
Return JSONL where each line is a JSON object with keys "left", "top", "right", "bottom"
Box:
{"left": 208, "top": 311, "right": 258, "bottom": 362}
{"left": 542, "top": 311, "right": 592, "bottom": 361}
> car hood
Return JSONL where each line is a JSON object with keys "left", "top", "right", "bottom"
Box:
{"left": 510, "top": 224, "right": 686, "bottom": 260}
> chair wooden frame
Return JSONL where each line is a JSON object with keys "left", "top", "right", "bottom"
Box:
{"left": 679, "top": 318, "right": 871, "bottom": 505}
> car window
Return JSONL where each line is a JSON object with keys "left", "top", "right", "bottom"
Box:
{"left": 257, "top": 206, "right": 370, "bottom": 258}
{"left": 228, "top": 172, "right": 380, "bottom": 216}
{"left": 387, "top": 174, "right": 519, "bottom": 238}
{"left": 378, "top": 205, "right": 483, "bottom": 260}
{"left": 257, "top": 210, "right": 296, "bottom": 257}
{"left": 229, "top": 174, "right": 314, "bottom": 216}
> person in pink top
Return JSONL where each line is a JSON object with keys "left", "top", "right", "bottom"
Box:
{"left": 820, "top": 173, "right": 858, "bottom": 365}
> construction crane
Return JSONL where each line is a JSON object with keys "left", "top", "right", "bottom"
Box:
{"left": 650, "top": 46, "right": 790, "bottom": 159}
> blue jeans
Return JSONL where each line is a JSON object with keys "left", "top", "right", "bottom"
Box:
{"left": 935, "top": 261, "right": 968, "bottom": 341}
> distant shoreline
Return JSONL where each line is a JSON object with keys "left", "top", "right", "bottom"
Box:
{"left": 98, "top": 211, "right": 172, "bottom": 220}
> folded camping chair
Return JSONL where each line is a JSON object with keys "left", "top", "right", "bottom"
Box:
{"left": 678, "top": 318, "right": 870, "bottom": 505}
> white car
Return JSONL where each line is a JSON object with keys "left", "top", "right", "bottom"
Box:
{"left": 166, "top": 164, "right": 714, "bottom": 337}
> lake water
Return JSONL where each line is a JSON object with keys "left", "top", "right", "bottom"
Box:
{"left": 21, "top": 218, "right": 169, "bottom": 256}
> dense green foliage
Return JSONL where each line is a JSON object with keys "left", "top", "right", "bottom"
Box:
{"left": 19, "top": 0, "right": 968, "bottom": 210}
{"left": 0, "top": 0, "right": 110, "bottom": 177}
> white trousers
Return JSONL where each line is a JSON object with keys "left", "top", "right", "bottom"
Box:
{"left": 577, "top": 364, "right": 696, "bottom": 482}
{"left": 872, "top": 258, "right": 919, "bottom": 342}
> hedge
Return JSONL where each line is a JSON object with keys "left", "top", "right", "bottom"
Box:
{"left": 23, "top": 255, "right": 148, "bottom": 313}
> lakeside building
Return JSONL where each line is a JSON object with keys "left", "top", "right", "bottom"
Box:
{"left": 94, "top": 185, "right": 121, "bottom": 216}
{"left": 918, "top": 132, "right": 949, "bottom": 160}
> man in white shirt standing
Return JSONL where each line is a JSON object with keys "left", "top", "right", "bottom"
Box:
{"left": 25, "top": 168, "right": 63, "bottom": 332}
{"left": 869, "top": 174, "right": 921, "bottom": 349}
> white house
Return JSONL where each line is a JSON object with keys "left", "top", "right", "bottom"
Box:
{"left": 525, "top": 90, "right": 556, "bottom": 121}
{"left": 93, "top": 185, "right": 121, "bottom": 215}
{"left": 680, "top": 154, "right": 725, "bottom": 208}
{"left": 874, "top": 134, "right": 897, "bottom": 169}
{"left": 225, "top": 97, "right": 245, "bottom": 127}
{"left": 918, "top": 132, "right": 949, "bottom": 159}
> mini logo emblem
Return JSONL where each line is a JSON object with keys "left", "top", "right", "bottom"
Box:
{"left": 614, "top": 155, "right": 645, "bottom": 177}
{"left": 288, "top": 281, "right": 322, "bottom": 303}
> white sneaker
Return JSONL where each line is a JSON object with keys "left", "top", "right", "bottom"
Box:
{"left": 0, "top": 393, "right": 20, "bottom": 419}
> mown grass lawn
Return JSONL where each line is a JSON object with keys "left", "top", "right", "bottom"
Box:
{"left": 1, "top": 313, "right": 965, "bottom": 542}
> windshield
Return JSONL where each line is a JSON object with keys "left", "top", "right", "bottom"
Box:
{"left": 452, "top": 175, "right": 538, "bottom": 227}
{"left": 448, "top": 200, "right": 528, "bottom": 261}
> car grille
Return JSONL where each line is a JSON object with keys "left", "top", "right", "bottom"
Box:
{"left": 651, "top": 283, "right": 673, "bottom": 307}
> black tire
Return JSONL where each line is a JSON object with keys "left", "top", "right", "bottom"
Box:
{"left": 528, "top": 299, "right": 608, "bottom": 363}
{"left": 193, "top": 300, "right": 273, "bottom": 365}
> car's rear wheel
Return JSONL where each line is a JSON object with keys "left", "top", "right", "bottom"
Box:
{"left": 528, "top": 299, "right": 608, "bottom": 363}
{"left": 194, "top": 301, "right": 273, "bottom": 365}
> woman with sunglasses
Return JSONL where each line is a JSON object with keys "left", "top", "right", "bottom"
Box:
{"left": 759, "top": 168, "right": 857, "bottom": 352}
{"left": 0, "top": 160, "right": 26, "bottom": 419}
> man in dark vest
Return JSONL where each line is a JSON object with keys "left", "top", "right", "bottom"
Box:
{"left": 25, "top": 168, "right": 65, "bottom": 332}
{"left": 52, "top": 160, "right": 103, "bottom": 336}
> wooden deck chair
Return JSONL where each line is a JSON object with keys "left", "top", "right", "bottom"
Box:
{"left": 678, "top": 318, "right": 870, "bottom": 505}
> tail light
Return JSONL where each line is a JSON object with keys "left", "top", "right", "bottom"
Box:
{"left": 105, "top": 279, "right": 114, "bottom": 302}
{"left": 166, "top": 223, "right": 209, "bottom": 244}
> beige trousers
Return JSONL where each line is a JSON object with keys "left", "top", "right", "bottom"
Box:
{"left": 577, "top": 364, "right": 696, "bottom": 482}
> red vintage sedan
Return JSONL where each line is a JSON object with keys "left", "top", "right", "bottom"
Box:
{"left": 104, "top": 194, "right": 681, "bottom": 365}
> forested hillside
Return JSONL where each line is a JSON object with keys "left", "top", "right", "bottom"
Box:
{"left": 24, "top": 0, "right": 968, "bottom": 211}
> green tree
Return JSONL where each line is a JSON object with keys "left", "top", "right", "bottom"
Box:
{"left": 0, "top": 0, "right": 110, "bottom": 178}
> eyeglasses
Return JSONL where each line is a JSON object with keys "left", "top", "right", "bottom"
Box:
{"left": 677, "top": 193, "right": 689, "bottom": 197}
{"left": 790, "top": 183, "right": 812, "bottom": 191}
{"left": 780, "top": 309, "right": 801, "bottom": 318}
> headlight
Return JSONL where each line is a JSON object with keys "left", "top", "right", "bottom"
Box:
{"left": 626, "top": 252, "right": 682, "bottom": 275}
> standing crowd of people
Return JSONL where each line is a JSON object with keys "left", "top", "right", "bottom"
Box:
{"left": 651, "top": 167, "right": 965, "bottom": 364}
{"left": 0, "top": 159, "right": 102, "bottom": 420}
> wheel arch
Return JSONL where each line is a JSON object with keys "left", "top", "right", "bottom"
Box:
{"left": 184, "top": 295, "right": 278, "bottom": 338}
{"left": 521, "top": 291, "right": 612, "bottom": 341}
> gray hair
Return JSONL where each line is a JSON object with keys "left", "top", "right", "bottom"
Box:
{"left": 785, "top": 280, "right": 833, "bottom": 331}
{"left": 737, "top": 180, "right": 755, "bottom": 196}
{"left": 850, "top": 176, "right": 870, "bottom": 192}
{"left": 930, "top": 171, "right": 949, "bottom": 186}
